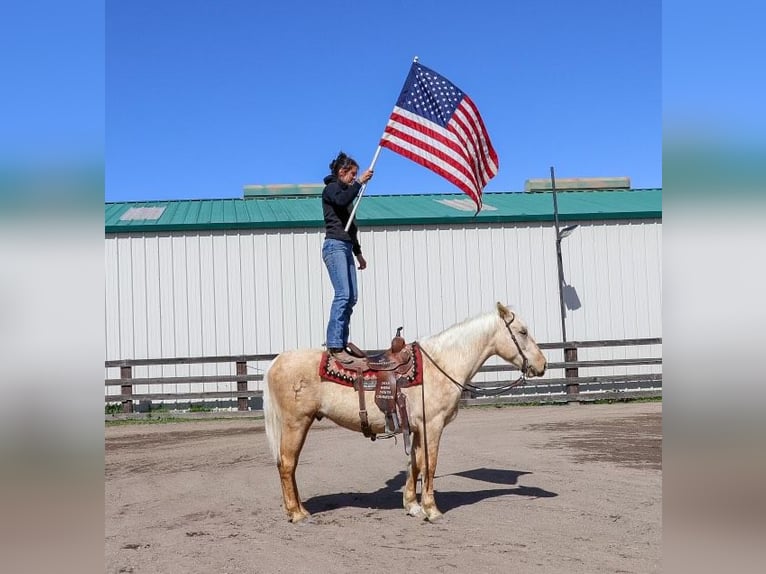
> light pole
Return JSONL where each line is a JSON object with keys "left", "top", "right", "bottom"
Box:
{"left": 550, "top": 167, "right": 579, "bottom": 394}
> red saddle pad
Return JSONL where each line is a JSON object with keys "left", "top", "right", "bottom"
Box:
{"left": 318, "top": 343, "right": 424, "bottom": 388}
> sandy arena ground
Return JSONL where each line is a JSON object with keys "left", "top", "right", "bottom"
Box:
{"left": 105, "top": 401, "right": 661, "bottom": 574}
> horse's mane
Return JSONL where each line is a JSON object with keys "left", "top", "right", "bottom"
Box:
{"left": 421, "top": 311, "right": 498, "bottom": 353}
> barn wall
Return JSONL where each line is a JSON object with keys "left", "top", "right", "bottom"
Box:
{"left": 105, "top": 219, "right": 661, "bottom": 392}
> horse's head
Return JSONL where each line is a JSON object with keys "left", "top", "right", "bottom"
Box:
{"left": 494, "top": 302, "right": 547, "bottom": 378}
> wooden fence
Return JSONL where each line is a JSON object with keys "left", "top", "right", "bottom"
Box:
{"left": 461, "top": 337, "right": 662, "bottom": 405}
{"left": 105, "top": 338, "right": 661, "bottom": 414}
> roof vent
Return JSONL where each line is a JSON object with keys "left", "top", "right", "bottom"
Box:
{"left": 435, "top": 198, "right": 497, "bottom": 212}
{"left": 243, "top": 184, "right": 324, "bottom": 198}
{"left": 120, "top": 206, "right": 166, "bottom": 221}
{"left": 524, "top": 176, "right": 630, "bottom": 192}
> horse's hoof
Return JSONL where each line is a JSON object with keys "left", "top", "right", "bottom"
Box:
{"left": 288, "top": 511, "right": 311, "bottom": 523}
{"left": 405, "top": 504, "right": 424, "bottom": 518}
{"left": 424, "top": 510, "right": 443, "bottom": 522}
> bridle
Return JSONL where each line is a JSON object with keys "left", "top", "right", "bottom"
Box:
{"left": 503, "top": 312, "right": 529, "bottom": 386}
{"left": 416, "top": 312, "right": 530, "bottom": 396}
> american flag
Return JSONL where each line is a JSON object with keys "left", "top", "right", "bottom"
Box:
{"left": 379, "top": 62, "right": 499, "bottom": 211}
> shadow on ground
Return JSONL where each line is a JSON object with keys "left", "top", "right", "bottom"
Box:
{"left": 304, "top": 468, "right": 557, "bottom": 515}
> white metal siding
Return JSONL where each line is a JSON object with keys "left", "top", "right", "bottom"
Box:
{"left": 105, "top": 219, "right": 661, "bottom": 394}
{"left": 562, "top": 220, "right": 662, "bottom": 380}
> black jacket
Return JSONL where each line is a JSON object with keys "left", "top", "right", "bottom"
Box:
{"left": 322, "top": 174, "right": 362, "bottom": 255}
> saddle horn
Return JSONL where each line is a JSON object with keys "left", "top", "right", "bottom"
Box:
{"left": 391, "top": 326, "right": 405, "bottom": 353}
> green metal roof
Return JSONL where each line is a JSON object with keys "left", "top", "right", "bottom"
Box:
{"left": 105, "top": 188, "right": 662, "bottom": 233}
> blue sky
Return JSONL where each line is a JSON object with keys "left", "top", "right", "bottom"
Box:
{"left": 106, "top": 0, "right": 661, "bottom": 202}
{"left": 2, "top": 2, "right": 103, "bottom": 170}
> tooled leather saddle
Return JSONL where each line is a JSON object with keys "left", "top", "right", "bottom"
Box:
{"left": 318, "top": 328, "right": 423, "bottom": 453}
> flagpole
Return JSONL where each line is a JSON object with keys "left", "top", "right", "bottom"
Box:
{"left": 344, "top": 56, "right": 421, "bottom": 233}
{"left": 344, "top": 145, "right": 382, "bottom": 232}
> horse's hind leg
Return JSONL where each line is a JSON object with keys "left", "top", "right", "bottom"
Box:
{"left": 278, "top": 417, "right": 314, "bottom": 522}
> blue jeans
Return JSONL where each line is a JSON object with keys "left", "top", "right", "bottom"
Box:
{"left": 322, "top": 239, "right": 358, "bottom": 348}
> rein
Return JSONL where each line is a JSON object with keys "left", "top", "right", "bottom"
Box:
{"left": 415, "top": 314, "right": 530, "bottom": 397}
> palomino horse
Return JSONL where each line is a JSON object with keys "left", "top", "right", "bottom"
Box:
{"left": 263, "top": 302, "right": 547, "bottom": 522}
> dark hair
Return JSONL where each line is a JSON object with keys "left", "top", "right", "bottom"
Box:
{"left": 329, "top": 151, "right": 359, "bottom": 175}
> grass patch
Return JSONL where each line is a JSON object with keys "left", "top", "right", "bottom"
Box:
{"left": 105, "top": 403, "right": 122, "bottom": 415}
{"left": 105, "top": 413, "right": 264, "bottom": 427}
{"left": 189, "top": 403, "right": 213, "bottom": 412}
{"left": 583, "top": 396, "right": 662, "bottom": 405}
{"left": 588, "top": 395, "right": 662, "bottom": 404}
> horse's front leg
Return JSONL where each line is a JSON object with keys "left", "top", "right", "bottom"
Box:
{"left": 403, "top": 433, "right": 423, "bottom": 517}
{"left": 278, "top": 417, "right": 313, "bottom": 522}
{"left": 403, "top": 423, "right": 445, "bottom": 521}
{"left": 419, "top": 421, "right": 445, "bottom": 521}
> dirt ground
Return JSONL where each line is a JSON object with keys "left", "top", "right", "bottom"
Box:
{"left": 105, "top": 402, "right": 661, "bottom": 574}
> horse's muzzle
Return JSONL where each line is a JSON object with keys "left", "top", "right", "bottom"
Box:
{"left": 527, "top": 359, "right": 547, "bottom": 378}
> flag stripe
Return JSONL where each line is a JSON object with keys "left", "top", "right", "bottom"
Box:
{"left": 385, "top": 107, "right": 466, "bottom": 155}
{"left": 450, "top": 98, "right": 498, "bottom": 184}
{"left": 380, "top": 126, "right": 482, "bottom": 200}
{"left": 380, "top": 138, "right": 481, "bottom": 206}
{"left": 461, "top": 96, "right": 499, "bottom": 170}
{"left": 448, "top": 114, "right": 488, "bottom": 191}
{"left": 381, "top": 116, "right": 482, "bottom": 196}
{"left": 381, "top": 129, "right": 477, "bottom": 197}
{"left": 450, "top": 101, "right": 497, "bottom": 186}
{"left": 382, "top": 108, "right": 484, "bottom": 191}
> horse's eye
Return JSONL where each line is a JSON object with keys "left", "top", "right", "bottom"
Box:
{"left": 520, "top": 329, "right": 528, "bottom": 336}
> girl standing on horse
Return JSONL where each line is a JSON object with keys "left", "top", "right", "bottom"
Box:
{"left": 321, "top": 151, "right": 373, "bottom": 356}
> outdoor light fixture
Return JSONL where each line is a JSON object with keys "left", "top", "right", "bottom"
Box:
{"left": 558, "top": 224, "right": 579, "bottom": 240}
{"left": 549, "top": 168, "right": 581, "bottom": 394}
{"left": 550, "top": 166, "right": 570, "bottom": 344}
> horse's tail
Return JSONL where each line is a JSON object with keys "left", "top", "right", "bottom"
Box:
{"left": 262, "top": 358, "right": 281, "bottom": 464}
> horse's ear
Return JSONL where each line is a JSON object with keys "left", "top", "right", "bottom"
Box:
{"left": 496, "top": 301, "right": 511, "bottom": 320}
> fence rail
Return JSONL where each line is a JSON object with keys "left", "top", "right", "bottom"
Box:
{"left": 105, "top": 338, "right": 661, "bottom": 413}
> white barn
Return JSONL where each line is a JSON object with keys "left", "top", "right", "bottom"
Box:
{"left": 104, "top": 187, "right": 661, "bottom": 402}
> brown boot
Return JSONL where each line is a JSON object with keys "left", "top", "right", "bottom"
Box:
{"left": 345, "top": 342, "right": 366, "bottom": 358}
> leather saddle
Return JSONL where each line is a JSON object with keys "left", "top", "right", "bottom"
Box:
{"left": 329, "top": 328, "right": 416, "bottom": 452}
